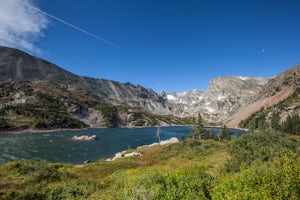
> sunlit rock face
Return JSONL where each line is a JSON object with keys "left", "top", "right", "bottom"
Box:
{"left": 166, "top": 76, "right": 269, "bottom": 122}
{"left": 163, "top": 89, "right": 204, "bottom": 117}
{"left": 200, "top": 76, "right": 268, "bottom": 121}
{"left": 0, "top": 46, "right": 169, "bottom": 115}
{"left": 0, "top": 45, "right": 275, "bottom": 124}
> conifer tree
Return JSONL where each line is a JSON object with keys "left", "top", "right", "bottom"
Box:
{"left": 270, "top": 110, "right": 281, "bottom": 131}
{"left": 192, "top": 115, "right": 196, "bottom": 139}
{"left": 282, "top": 113, "right": 300, "bottom": 135}
{"left": 218, "top": 124, "right": 229, "bottom": 141}
{"left": 191, "top": 113, "right": 206, "bottom": 141}
{"left": 156, "top": 127, "right": 161, "bottom": 143}
{"left": 208, "top": 129, "right": 215, "bottom": 139}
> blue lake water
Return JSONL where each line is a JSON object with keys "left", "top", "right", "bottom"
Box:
{"left": 0, "top": 126, "right": 246, "bottom": 164}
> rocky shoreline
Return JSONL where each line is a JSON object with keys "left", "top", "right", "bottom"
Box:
{"left": 105, "top": 137, "right": 179, "bottom": 161}
{"left": 0, "top": 128, "right": 90, "bottom": 135}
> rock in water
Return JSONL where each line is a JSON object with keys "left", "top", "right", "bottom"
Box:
{"left": 71, "top": 135, "right": 97, "bottom": 141}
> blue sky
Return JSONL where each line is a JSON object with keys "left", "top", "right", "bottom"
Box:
{"left": 1, "top": 0, "right": 300, "bottom": 92}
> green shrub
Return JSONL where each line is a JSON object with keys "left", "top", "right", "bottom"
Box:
{"left": 1, "top": 180, "right": 101, "bottom": 200}
{"left": 177, "top": 139, "right": 219, "bottom": 159}
{"left": 96, "top": 102, "right": 117, "bottom": 127}
{"left": 2, "top": 184, "right": 47, "bottom": 200}
{"left": 213, "top": 150, "right": 300, "bottom": 199}
{"left": 148, "top": 120, "right": 158, "bottom": 126}
{"left": 133, "top": 119, "right": 145, "bottom": 126}
{"left": 0, "top": 117, "right": 10, "bottom": 129}
{"left": 225, "top": 130, "right": 298, "bottom": 172}
{"left": 239, "top": 109, "right": 268, "bottom": 130}
{"left": 3, "top": 160, "right": 76, "bottom": 183}
{"left": 47, "top": 180, "right": 101, "bottom": 199}
{"left": 95, "top": 166, "right": 213, "bottom": 199}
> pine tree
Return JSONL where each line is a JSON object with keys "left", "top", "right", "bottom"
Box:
{"left": 191, "top": 115, "right": 196, "bottom": 139}
{"left": 208, "top": 129, "right": 215, "bottom": 139}
{"left": 282, "top": 115, "right": 293, "bottom": 134}
{"left": 156, "top": 127, "right": 161, "bottom": 143}
{"left": 217, "top": 125, "right": 228, "bottom": 141}
{"left": 191, "top": 113, "right": 206, "bottom": 141}
{"left": 293, "top": 114, "right": 300, "bottom": 134}
{"left": 270, "top": 110, "right": 281, "bottom": 131}
{"left": 222, "top": 124, "right": 230, "bottom": 140}
{"left": 282, "top": 113, "right": 300, "bottom": 135}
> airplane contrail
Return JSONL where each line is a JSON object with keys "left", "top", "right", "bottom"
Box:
{"left": 17, "top": 0, "right": 119, "bottom": 48}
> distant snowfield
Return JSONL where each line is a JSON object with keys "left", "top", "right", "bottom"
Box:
{"left": 239, "top": 76, "right": 249, "bottom": 80}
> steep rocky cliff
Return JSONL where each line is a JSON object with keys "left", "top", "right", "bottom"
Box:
{"left": 226, "top": 64, "right": 300, "bottom": 127}
{"left": 258, "top": 65, "right": 300, "bottom": 98}
{"left": 0, "top": 81, "right": 191, "bottom": 131}
{"left": 0, "top": 46, "right": 169, "bottom": 115}
{"left": 200, "top": 76, "right": 268, "bottom": 122}
{"left": 167, "top": 76, "right": 269, "bottom": 122}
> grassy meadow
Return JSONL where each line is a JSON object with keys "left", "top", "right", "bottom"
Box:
{"left": 0, "top": 130, "right": 300, "bottom": 199}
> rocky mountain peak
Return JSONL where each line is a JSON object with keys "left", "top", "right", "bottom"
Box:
{"left": 0, "top": 46, "right": 169, "bottom": 115}
{"left": 206, "top": 76, "right": 269, "bottom": 96}
{"left": 201, "top": 76, "right": 269, "bottom": 118}
{"left": 168, "top": 75, "right": 270, "bottom": 122}
{"left": 258, "top": 64, "right": 300, "bottom": 98}
{"left": 206, "top": 76, "right": 268, "bottom": 101}
{"left": 159, "top": 91, "right": 167, "bottom": 98}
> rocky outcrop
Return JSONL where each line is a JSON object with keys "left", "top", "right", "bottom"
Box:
{"left": 106, "top": 137, "right": 179, "bottom": 161}
{"left": 105, "top": 151, "right": 142, "bottom": 162}
{"left": 138, "top": 137, "right": 179, "bottom": 147}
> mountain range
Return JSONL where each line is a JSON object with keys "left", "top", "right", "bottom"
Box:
{"left": 0, "top": 46, "right": 299, "bottom": 130}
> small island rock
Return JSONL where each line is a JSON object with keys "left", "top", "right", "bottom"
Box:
{"left": 71, "top": 135, "right": 97, "bottom": 141}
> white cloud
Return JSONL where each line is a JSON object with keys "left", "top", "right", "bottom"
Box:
{"left": 0, "top": 0, "right": 49, "bottom": 53}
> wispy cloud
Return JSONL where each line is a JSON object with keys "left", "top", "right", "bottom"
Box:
{"left": 0, "top": 0, "right": 49, "bottom": 53}
{"left": 17, "top": 0, "right": 119, "bottom": 48}
{"left": 0, "top": 0, "right": 118, "bottom": 54}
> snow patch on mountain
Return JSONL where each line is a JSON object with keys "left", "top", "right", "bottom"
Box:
{"left": 205, "top": 106, "right": 216, "bottom": 113}
{"left": 166, "top": 89, "right": 204, "bottom": 105}
{"left": 166, "top": 94, "right": 176, "bottom": 101}
{"left": 217, "top": 95, "right": 226, "bottom": 101}
{"left": 239, "top": 76, "right": 249, "bottom": 81}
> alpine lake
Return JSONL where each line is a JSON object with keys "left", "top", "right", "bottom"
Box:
{"left": 0, "top": 126, "right": 246, "bottom": 165}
